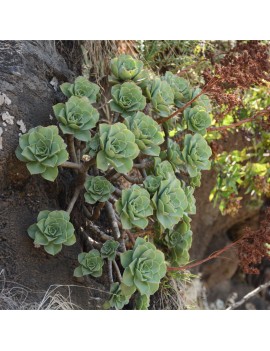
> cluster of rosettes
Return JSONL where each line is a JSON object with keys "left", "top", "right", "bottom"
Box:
{"left": 15, "top": 53, "right": 215, "bottom": 310}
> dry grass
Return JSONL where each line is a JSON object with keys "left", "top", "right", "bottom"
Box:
{"left": 0, "top": 270, "right": 111, "bottom": 310}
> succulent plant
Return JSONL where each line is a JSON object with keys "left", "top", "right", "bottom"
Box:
{"left": 109, "top": 54, "right": 148, "bottom": 86}
{"left": 84, "top": 176, "right": 115, "bottom": 204}
{"left": 100, "top": 240, "right": 119, "bottom": 261}
{"left": 120, "top": 237, "right": 167, "bottom": 296}
{"left": 27, "top": 210, "right": 76, "bottom": 255}
{"left": 135, "top": 294, "right": 150, "bottom": 310}
{"left": 164, "top": 215, "right": 192, "bottom": 266}
{"left": 160, "top": 139, "right": 183, "bottom": 170}
{"left": 106, "top": 283, "right": 130, "bottom": 310}
{"left": 164, "top": 71, "right": 191, "bottom": 108}
{"left": 115, "top": 185, "right": 153, "bottom": 230}
{"left": 190, "top": 172, "right": 202, "bottom": 188}
{"left": 152, "top": 175, "right": 188, "bottom": 229}
{"left": 183, "top": 184, "right": 196, "bottom": 215}
{"left": 96, "top": 123, "right": 140, "bottom": 173}
{"left": 110, "top": 82, "right": 146, "bottom": 117}
{"left": 143, "top": 175, "right": 163, "bottom": 194}
{"left": 53, "top": 96, "right": 99, "bottom": 141}
{"left": 15, "top": 125, "right": 69, "bottom": 182}
{"left": 84, "top": 133, "right": 100, "bottom": 157}
{"left": 180, "top": 133, "right": 212, "bottom": 177}
{"left": 191, "top": 88, "right": 212, "bottom": 112}
{"left": 184, "top": 106, "right": 212, "bottom": 135}
{"left": 146, "top": 78, "right": 174, "bottom": 117}
{"left": 60, "top": 76, "right": 100, "bottom": 103}
{"left": 154, "top": 158, "right": 175, "bottom": 179}
{"left": 124, "top": 112, "right": 164, "bottom": 156}
{"left": 73, "top": 249, "right": 104, "bottom": 278}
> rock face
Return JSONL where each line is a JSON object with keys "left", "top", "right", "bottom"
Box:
{"left": 0, "top": 41, "right": 107, "bottom": 309}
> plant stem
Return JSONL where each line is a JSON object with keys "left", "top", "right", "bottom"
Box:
{"left": 122, "top": 174, "right": 144, "bottom": 184}
{"left": 105, "top": 202, "right": 121, "bottom": 240}
{"left": 66, "top": 186, "right": 81, "bottom": 214}
{"left": 108, "top": 260, "right": 114, "bottom": 284}
{"left": 90, "top": 202, "right": 105, "bottom": 221}
{"left": 112, "top": 260, "right": 122, "bottom": 283}
{"left": 66, "top": 134, "right": 78, "bottom": 163}
{"left": 61, "top": 161, "right": 81, "bottom": 170}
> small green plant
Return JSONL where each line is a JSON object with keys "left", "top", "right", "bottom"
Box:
{"left": 152, "top": 175, "right": 188, "bottom": 229}
{"left": 53, "top": 96, "right": 99, "bottom": 141}
{"left": 60, "top": 76, "right": 100, "bottom": 102}
{"left": 15, "top": 125, "right": 69, "bottom": 181}
{"left": 96, "top": 123, "right": 140, "bottom": 173}
{"left": 120, "top": 237, "right": 167, "bottom": 296}
{"left": 124, "top": 112, "right": 164, "bottom": 156}
{"left": 100, "top": 240, "right": 119, "bottom": 260}
{"left": 27, "top": 210, "right": 76, "bottom": 255}
{"left": 115, "top": 185, "right": 153, "bottom": 229}
{"left": 16, "top": 53, "right": 214, "bottom": 309}
{"left": 84, "top": 176, "right": 115, "bottom": 204}
{"left": 74, "top": 250, "right": 104, "bottom": 278}
{"left": 110, "top": 82, "right": 146, "bottom": 117}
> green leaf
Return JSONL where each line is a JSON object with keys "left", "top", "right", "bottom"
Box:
{"left": 41, "top": 167, "right": 58, "bottom": 182}
{"left": 73, "top": 266, "right": 83, "bottom": 277}
{"left": 44, "top": 243, "right": 62, "bottom": 256}
{"left": 26, "top": 162, "right": 46, "bottom": 175}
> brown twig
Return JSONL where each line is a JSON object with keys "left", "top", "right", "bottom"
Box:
{"left": 207, "top": 108, "right": 270, "bottom": 132}
{"left": 167, "top": 238, "right": 241, "bottom": 272}
{"left": 226, "top": 280, "right": 270, "bottom": 310}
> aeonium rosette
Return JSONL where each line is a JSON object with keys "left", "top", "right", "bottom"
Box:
{"left": 96, "top": 123, "right": 140, "bottom": 173}
{"left": 15, "top": 125, "right": 69, "bottom": 182}
{"left": 115, "top": 185, "right": 153, "bottom": 230}
{"left": 120, "top": 237, "right": 167, "bottom": 296}
{"left": 53, "top": 96, "right": 99, "bottom": 142}
{"left": 60, "top": 76, "right": 100, "bottom": 103}
{"left": 27, "top": 210, "right": 76, "bottom": 255}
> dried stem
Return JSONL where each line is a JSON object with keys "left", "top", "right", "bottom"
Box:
{"left": 226, "top": 280, "right": 270, "bottom": 310}
{"left": 108, "top": 260, "right": 114, "bottom": 284}
{"left": 133, "top": 160, "right": 153, "bottom": 169}
{"left": 66, "top": 187, "right": 81, "bottom": 215}
{"left": 167, "top": 238, "right": 241, "bottom": 272}
{"left": 113, "top": 188, "right": 122, "bottom": 197}
{"left": 105, "top": 202, "right": 121, "bottom": 240}
{"left": 81, "top": 230, "right": 102, "bottom": 249}
{"left": 66, "top": 134, "right": 78, "bottom": 163}
{"left": 60, "top": 161, "right": 81, "bottom": 170}
{"left": 112, "top": 260, "right": 122, "bottom": 283}
{"left": 125, "top": 230, "right": 135, "bottom": 245}
{"left": 90, "top": 202, "right": 105, "bottom": 221}
{"left": 122, "top": 173, "right": 144, "bottom": 184}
